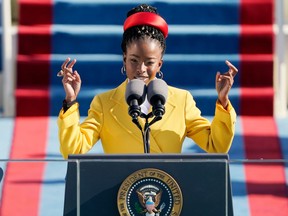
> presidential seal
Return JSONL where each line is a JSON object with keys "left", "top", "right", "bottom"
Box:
{"left": 117, "top": 168, "right": 183, "bottom": 216}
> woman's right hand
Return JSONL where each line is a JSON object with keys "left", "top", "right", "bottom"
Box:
{"left": 61, "top": 58, "right": 81, "bottom": 102}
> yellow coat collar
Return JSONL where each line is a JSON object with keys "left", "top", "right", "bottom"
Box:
{"left": 109, "top": 79, "right": 176, "bottom": 153}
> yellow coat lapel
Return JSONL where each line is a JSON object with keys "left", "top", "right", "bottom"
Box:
{"left": 109, "top": 80, "right": 173, "bottom": 153}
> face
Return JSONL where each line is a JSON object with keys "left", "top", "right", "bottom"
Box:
{"left": 123, "top": 37, "right": 163, "bottom": 84}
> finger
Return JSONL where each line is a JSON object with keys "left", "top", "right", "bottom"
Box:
{"left": 62, "top": 71, "right": 76, "bottom": 82}
{"left": 221, "top": 72, "right": 233, "bottom": 80}
{"left": 74, "top": 70, "right": 81, "bottom": 82}
{"left": 226, "top": 60, "right": 238, "bottom": 77}
{"left": 219, "top": 74, "right": 232, "bottom": 81}
{"left": 225, "top": 60, "right": 238, "bottom": 77}
{"left": 67, "top": 59, "right": 77, "bottom": 69}
{"left": 215, "top": 71, "right": 221, "bottom": 82}
{"left": 61, "top": 57, "right": 71, "bottom": 70}
{"left": 63, "top": 67, "right": 73, "bottom": 74}
{"left": 218, "top": 74, "right": 234, "bottom": 88}
{"left": 63, "top": 64, "right": 75, "bottom": 75}
{"left": 62, "top": 75, "right": 76, "bottom": 83}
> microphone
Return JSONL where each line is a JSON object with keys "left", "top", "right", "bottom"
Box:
{"left": 125, "top": 79, "right": 147, "bottom": 119}
{"left": 147, "top": 79, "right": 168, "bottom": 118}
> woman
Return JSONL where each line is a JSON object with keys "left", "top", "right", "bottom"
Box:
{"left": 57, "top": 4, "right": 238, "bottom": 159}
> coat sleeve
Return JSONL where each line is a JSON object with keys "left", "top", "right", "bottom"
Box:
{"left": 57, "top": 96, "right": 103, "bottom": 159}
{"left": 185, "top": 92, "right": 236, "bottom": 153}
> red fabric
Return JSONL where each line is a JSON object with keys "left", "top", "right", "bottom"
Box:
{"left": 18, "top": 26, "right": 51, "bottom": 55}
{"left": 240, "top": 54, "right": 273, "bottom": 87}
{"left": 239, "top": 0, "right": 274, "bottom": 116}
{"left": 240, "top": 0, "right": 274, "bottom": 25}
{"left": 16, "top": 0, "right": 52, "bottom": 116}
{"left": 0, "top": 117, "right": 49, "bottom": 215}
{"left": 17, "top": 55, "right": 50, "bottom": 87}
{"left": 15, "top": 87, "right": 50, "bottom": 116}
{"left": 18, "top": 0, "right": 53, "bottom": 25}
{"left": 240, "top": 2, "right": 286, "bottom": 215}
{"left": 240, "top": 25, "right": 274, "bottom": 54}
{"left": 240, "top": 87, "right": 274, "bottom": 116}
{"left": 16, "top": 55, "right": 50, "bottom": 116}
{"left": 242, "top": 117, "right": 288, "bottom": 215}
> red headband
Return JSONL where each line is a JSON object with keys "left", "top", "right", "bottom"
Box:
{"left": 123, "top": 12, "right": 168, "bottom": 38}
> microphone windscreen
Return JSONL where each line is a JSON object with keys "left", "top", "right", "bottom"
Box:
{"left": 125, "top": 79, "right": 147, "bottom": 105}
{"left": 147, "top": 79, "right": 168, "bottom": 105}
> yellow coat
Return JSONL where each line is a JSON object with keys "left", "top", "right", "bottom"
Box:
{"left": 58, "top": 80, "right": 236, "bottom": 159}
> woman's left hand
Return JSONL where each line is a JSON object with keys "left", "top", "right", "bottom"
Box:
{"left": 215, "top": 60, "right": 238, "bottom": 108}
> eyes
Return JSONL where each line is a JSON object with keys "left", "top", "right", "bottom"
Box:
{"left": 129, "top": 58, "right": 156, "bottom": 66}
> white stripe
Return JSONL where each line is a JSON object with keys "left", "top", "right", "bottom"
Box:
{"left": 51, "top": 54, "right": 239, "bottom": 62}
{"left": 54, "top": 0, "right": 239, "bottom": 4}
{"left": 52, "top": 25, "right": 240, "bottom": 35}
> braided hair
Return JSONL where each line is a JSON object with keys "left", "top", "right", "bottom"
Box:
{"left": 121, "top": 4, "right": 167, "bottom": 56}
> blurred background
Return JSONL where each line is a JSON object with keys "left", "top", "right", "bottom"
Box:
{"left": 0, "top": 0, "right": 288, "bottom": 215}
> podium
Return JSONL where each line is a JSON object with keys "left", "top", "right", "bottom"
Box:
{"left": 63, "top": 154, "right": 234, "bottom": 216}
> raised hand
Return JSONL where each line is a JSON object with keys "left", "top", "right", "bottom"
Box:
{"left": 58, "top": 57, "right": 81, "bottom": 102}
{"left": 215, "top": 60, "right": 238, "bottom": 108}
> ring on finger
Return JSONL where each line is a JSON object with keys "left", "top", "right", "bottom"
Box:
{"left": 57, "top": 69, "right": 64, "bottom": 77}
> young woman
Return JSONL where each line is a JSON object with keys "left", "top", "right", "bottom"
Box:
{"left": 57, "top": 4, "right": 238, "bottom": 159}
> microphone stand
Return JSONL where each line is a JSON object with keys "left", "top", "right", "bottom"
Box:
{"left": 131, "top": 112, "right": 162, "bottom": 154}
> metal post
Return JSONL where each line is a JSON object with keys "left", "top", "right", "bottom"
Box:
{"left": 274, "top": 0, "right": 287, "bottom": 117}
{"left": 2, "top": 0, "right": 15, "bottom": 116}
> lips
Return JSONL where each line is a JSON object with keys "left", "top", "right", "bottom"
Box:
{"left": 134, "top": 76, "right": 149, "bottom": 82}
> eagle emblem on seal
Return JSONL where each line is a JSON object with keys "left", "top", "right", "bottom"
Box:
{"left": 136, "top": 185, "right": 166, "bottom": 216}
